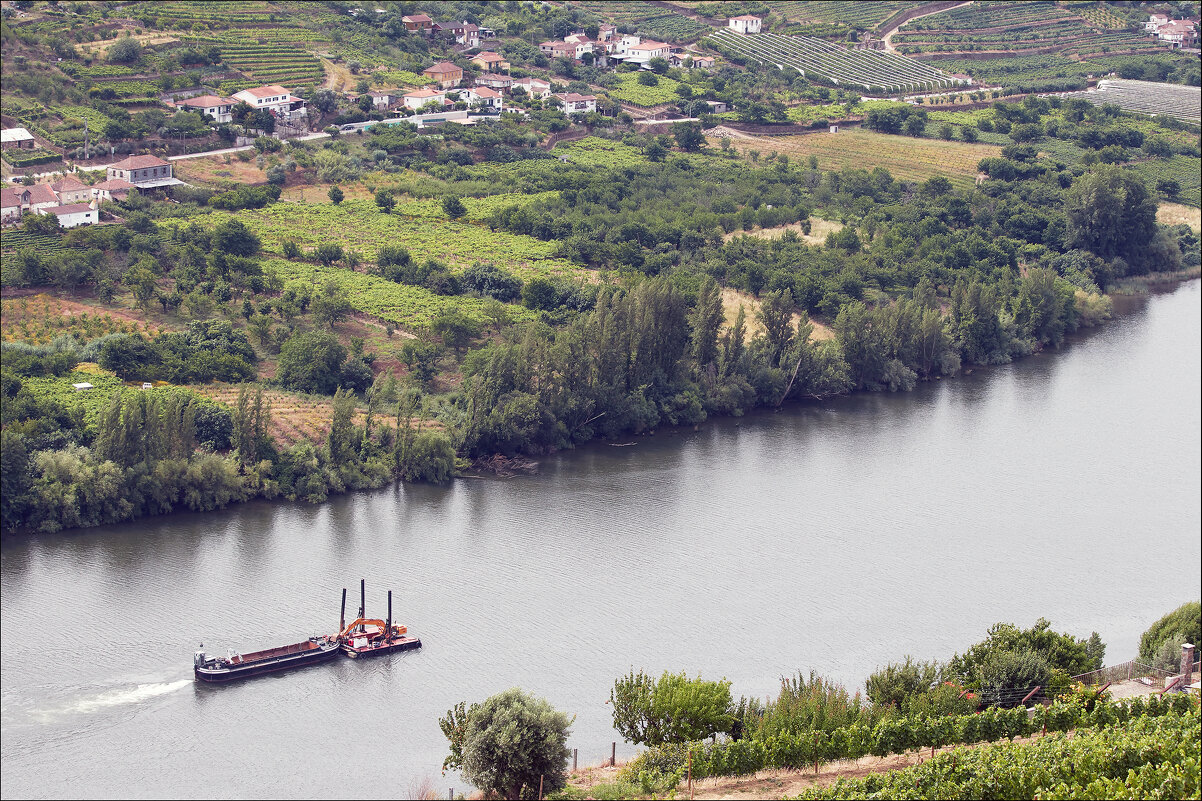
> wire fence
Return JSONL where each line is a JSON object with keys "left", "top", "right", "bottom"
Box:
{"left": 1072, "top": 658, "right": 1200, "bottom": 687}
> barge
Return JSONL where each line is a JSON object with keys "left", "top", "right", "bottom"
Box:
{"left": 194, "top": 636, "right": 340, "bottom": 683}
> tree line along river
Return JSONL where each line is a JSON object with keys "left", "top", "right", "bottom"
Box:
{"left": 0, "top": 282, "right": 1198, "bottom": 799}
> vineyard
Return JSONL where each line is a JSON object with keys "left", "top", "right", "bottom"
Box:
{"left": 185, "top": 198, "right": 587, "bottom": 283}
{"left": 894, "top": 0, "right": 1169, "bottom": 61}
{"left": 607, "top": 72, "right": 684, "bottom": 107}
{"left": 551, "top": 137, "right": 651, "bottom": 169}
{"left": 797, "top": 705, "right": 1200, "bottom": 800}
{"left": 18, "top": 368, "right": 211, "bottom": 426}
{"left": 624, "top": 691, "right": 1197, "bottom": 785}
{"left": 205, "top": 43, "right": 325, "bottom": 89}
{"left": 708, "top": 30, "right": 964, "bottom": 93}
{"left": 1057, "top": 79, "right": 1202, "bottom": 124}
{"left": 1, "top": 295, "right": 164, "bottom": 345}
{"left": 1130, "top": 154, "right": 1202, "bottom": 208}
{"left": 771, "top": 1, "right": 924, "bottom": 31}
{"left": 1, "top": 232, "right": 66, "bottom": 259}
{"left": 261, "top": 257, "right": 539, "bottom": 331}
{"left": 716, "top": 128, "right": 1001, "bottom": 191}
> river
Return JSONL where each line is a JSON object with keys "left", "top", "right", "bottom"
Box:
{"left": 2, "top": 281, "right": 1199, "bottom": 799}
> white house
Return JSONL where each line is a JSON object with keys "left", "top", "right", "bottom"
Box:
{"left": 512, "top": 77, "right": 553, "bottom": 98}
{"left": 1145, "top": 13, "right": 1170, "bottom": 31}
{"left": 232, "top": 85, "right": 307, "bottom": 121}
{"left": 37, "top": 201, "right": 98, "bottom": 229}
{"left": 106, "top": 155, "right": 182, "bottom": 188}
{"left": 402, "top": 87, "right": 449, "bottom": 110}
{"left": 728, "top": 15, "right": 762, "bottom": 34}
{"left": 176, "top": 94, "right": 236, "bottom": 123}
{"left": 553, "top": 92, "right": 596, "bottom": 115}
{"left": 463, "top": 86, "right": 503, "bottom": 112}
{"left": 616, "top": 38, "right": 671, "bottom": 66}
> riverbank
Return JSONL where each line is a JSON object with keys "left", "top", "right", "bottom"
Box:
{"left": 3, "top": 276, "right": 1198, "bottom": 537}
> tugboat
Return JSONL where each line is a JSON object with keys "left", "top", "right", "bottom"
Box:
{"left": 338, "top": 580, "right": 422, "bottom": 659}
{"left": 194, "top": 635, "right": 340, "bottom": 683}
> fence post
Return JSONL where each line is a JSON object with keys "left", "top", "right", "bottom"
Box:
{"left": 448, "top": 789, "right": 453, "bottom": 801}
{"left": 687, "top": 749, "right": 693, "bottom": 800}
{"left": 573, "top": 748, "right": 578, "bottom": 772}
{"left": 611, "top": 742, "right": 616, "bottom": 767}
{"left": 1127, "top": 661, "right": 1133, "bottom": 681}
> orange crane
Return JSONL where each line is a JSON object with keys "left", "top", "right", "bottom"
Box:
{"left": 338, "top": 581, "right": 407, "bottom": 642}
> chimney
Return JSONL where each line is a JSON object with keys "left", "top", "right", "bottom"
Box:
{"left": 1182, "top": 643, "right": 1196, "bottom": 687}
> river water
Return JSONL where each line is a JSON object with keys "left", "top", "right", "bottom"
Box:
{"left": 2, "top": 282, "right": 1199, "bottom": 799}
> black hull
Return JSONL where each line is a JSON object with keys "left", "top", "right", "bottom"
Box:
{"left": 195, "top": 642, "right": 340, "bottom": 683}
{"left": 342, "top": 638, "right": 422, "bottom": 659}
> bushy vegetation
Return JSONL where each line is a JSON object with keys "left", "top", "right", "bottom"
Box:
{"left": 1139, "top": 602, "right": 1202, "bottom": 663}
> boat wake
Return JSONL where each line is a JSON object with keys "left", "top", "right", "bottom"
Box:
{"left": 69, "top": 679, "right": 191, "bottom": 714}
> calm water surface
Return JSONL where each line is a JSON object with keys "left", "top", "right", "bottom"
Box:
{"left": 2, "top": 282, "right": 1199, "bottom": 799}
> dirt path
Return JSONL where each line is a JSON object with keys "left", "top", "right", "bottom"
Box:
{"left": 882, "top": 1, "right": 973, "bottom": 53}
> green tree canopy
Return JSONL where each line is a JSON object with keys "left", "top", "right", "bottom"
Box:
{"left": 611, "top": 669, "right": 735, "bottom": 746}
{"left": 1064, "top": 166, "right": 1157, "bottom": 271}
{"left": 277, "top": 331, "right": 347, "bottom": 395}
{"left": 439, "top": 688, "right": 572, "bottom": 800}
{"left": 1139, "top": 602, "right": 1201, "bottom": 662}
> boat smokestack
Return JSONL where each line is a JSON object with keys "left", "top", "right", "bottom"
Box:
{"left": 340, "top": 588, "right": 347, "bottom": 632}
{"left": 360, "top": 578, "right": 366, "bottom": 619}
{"left": 387, "top": 590, "right": 392, "bottom": 635}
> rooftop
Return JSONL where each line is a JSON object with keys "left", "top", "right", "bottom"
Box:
{"left": 237, "top": 85, "right": 291, "bottom": 99}
{"left": 109, "top": 155, "right": 171, "bottom": 170}
{"left": 423, "top": 62, "right": 462, "bottom": 75}
{"left": 179, "top": 94, "right": 235, "bottom": 108}
{"left": 1, "top": 127, "right": 35, "bottom": 144}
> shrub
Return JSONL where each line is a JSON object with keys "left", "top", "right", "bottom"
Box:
{"left": 439, "top": 689, "right": 572, "bottom": 800}
{"left": 1139, "top": 602, "right": 1201, "bottom": 662}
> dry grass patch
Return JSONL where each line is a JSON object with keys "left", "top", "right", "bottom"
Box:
{"left": 1158, "top": 201, "right": 1201, "bottom": 232}
{"left": 173, "top": 155, "right": 267, "bottom": 187}
{"left": 720, "top": 287, "right": 834, "bottom": 342}
{"left": 713, "top": 128, "right": 1002, "bottom": 190}
{"left": 725, "top": 217, "right": 844, "bottom": 246}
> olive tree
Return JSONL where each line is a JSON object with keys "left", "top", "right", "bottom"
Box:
{"left": 440, "top": 688, "right": 571, "bottom": 800}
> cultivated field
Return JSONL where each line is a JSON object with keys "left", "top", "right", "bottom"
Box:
{"left": 0, "top": 294, "right": 166, "bottom": 344}
{"left": 1055, "top": 79, "right": 1202, "bottom": 124}
{"left": 709, "top": 29, "right": 963, "bottom": 93}
{"left": 715, "top": 128, "right": 1002, "bottom": 190}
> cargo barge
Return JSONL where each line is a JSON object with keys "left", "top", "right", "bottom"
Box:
{"left": 194, "top": 580, "right": 420, "bottom": 682}
{"left": 194, "top": 636, "right": 340, "bottom": 683}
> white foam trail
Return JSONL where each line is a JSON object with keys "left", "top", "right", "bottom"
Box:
{"left": 70, "top": 680, "right": 190, "bottom": 714}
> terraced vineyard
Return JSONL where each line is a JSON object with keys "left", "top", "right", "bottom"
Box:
{"left": 569, "top": 1, "right": 710, "bottom": 41}
{"left": 894, "top": 0, "right": 1167, "bottom": 59}
{"left": 771, "top": 1, "right": 924, "bottom": 30}
{"left": 209, "top": 43, "right": 325, "bottom": 88}
{"left": 1056, "top": 79, "right": 1202, "bottom": 124}
{"left": 715, "top": 128, "right": 1002, "bottom": 190}
{"left": 0, "top": 232, "right": 66, "bottom": 258}
{"left": 709, "top": 29, "right": 965, "bottom": 93}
